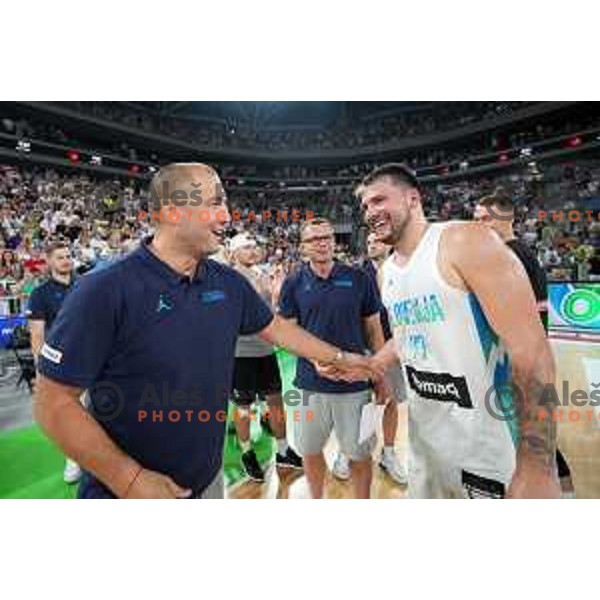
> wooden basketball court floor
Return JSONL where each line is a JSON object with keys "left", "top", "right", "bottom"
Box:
{"left": 228, "top": 339, "right": 600, "bottom": 499}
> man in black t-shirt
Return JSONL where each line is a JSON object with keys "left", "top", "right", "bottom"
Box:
{"left": 504, "top": 238, "right": 548, "bottom": 330}
{"left": 475, "top": 188, "right": 574, "bottom": 497}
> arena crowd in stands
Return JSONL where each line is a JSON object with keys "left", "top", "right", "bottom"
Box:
{"left": 0, "top": 154, "right": 598, "bottom": 319}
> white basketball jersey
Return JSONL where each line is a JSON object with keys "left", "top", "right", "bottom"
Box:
{"left": 381, "top": 223, "right": 517, "bottom": 484}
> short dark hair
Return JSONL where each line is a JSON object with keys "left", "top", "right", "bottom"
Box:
{"left": 356, "top": 163, "right": 421, "bottom": 198}
{"left": 45, "top": 239, "right": 70, "bottom": 257}
{"left": 479, "top": 186, "right": 515, "bottom": 211}
{"left": 299, "top": 217, "right": 333, "bottom": 241}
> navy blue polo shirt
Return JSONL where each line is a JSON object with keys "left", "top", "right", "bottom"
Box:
{"left": 38, "top": 239, "right": 273, "bottom": 498}
{"left": 278, "top": 261, "right": 381, "bottom": 393}
{"left": 26, "top": 276, "right": 75, "bottom": 330}
{"left": 363, "top": 260, "right": 392, "bottom": 341}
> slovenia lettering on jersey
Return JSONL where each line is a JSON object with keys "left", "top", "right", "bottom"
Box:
{"left": 389, "top": 294, "right": 446, "bottom": 327}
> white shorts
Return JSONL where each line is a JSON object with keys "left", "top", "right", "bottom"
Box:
{"left": 408, "top": 411, "right": 512, "bottom": 499}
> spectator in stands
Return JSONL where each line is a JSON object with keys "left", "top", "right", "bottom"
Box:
{"left": 0, "top": 250, "right": 23, "bottom": 280}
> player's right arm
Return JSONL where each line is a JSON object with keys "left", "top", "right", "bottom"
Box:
{"left": 372, "top": 338, "right": 401, "bottom": 374}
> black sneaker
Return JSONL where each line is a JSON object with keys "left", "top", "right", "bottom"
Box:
{"left": 276, "top": 447, "right": 304, "bottom": 470}
{"left": 241, "top": 450, "right": 265, "bottom": 482}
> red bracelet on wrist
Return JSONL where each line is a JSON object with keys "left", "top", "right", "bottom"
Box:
{"left": 122, "top": 465, "right": 142, "bottom": 499}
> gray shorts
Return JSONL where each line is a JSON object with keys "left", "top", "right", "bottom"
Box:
{"left": 194, "top": 470, "right": 225, "bottom": 499}
{"left": 386, "top": 362, "right": 407, "bottom": 403}
{"left": 296, "top": 389, "right": 375, "bottom": 461}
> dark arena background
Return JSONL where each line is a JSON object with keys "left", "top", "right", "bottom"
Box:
{"left": 0, "top": 101, "right": 599, "bottom": 498}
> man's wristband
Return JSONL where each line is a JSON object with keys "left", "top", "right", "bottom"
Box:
{"left": 122, "top": 465, "right": 143, "bottom": 499}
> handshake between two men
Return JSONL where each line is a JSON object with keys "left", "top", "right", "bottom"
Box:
{"left": 259, "top": 314, "right": 399, "bottom": 405}
{"left": 313, "top": 345, "right": 397, "bottom": 406}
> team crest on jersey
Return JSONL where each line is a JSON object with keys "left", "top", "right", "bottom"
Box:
{"left": 201, "top": 290, "right": 226, "bottom": 304}
{"left": 332, "top": 278, "right": 353, "bottom": 288}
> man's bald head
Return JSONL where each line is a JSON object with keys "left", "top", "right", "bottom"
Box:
{"left": 150, "top": 163, "right": 223, "bottom": 208}
{"left": 148, "top": 162, "right": 230, "bottom": 256}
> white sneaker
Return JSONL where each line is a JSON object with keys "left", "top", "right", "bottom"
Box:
{"left": 63, "top": 459, "right": 82, "bottom": 484}
{"left": 331, "top": 452, "right": 351, "bottom": 481}
{"left": 379, "top": 451, "right": 408, "bottom": 485}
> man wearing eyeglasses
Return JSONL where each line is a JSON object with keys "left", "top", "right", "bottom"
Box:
{"left": 278, "top": 218, "right": 387, "bottom": 498}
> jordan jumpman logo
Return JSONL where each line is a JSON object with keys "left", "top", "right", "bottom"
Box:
{"left": 156, "top": 293, "right": 174, "bottom": 313}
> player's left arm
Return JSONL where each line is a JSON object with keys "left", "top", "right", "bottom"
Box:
{"left": 448, "top": 224, "right": 560, "bottom": 498}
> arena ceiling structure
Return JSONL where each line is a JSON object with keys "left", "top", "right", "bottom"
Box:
{"left": 122, "top": 101, "right": 432, "bottom": 130}
{"left": 2, "top": 101, "right": 598, "bottom": 183}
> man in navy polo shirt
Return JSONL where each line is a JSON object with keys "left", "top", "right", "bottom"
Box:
{"left": 27, "top": 240, "right": 75, "bottom": 354}
{"left": 26, "top": 238, "right": 83, "bottom": 484}
{"left": 34, "top": 163, "right": 377, "bottom": 499}
{"left": 278, "top": 218, "right": 387, "bottom": 499}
